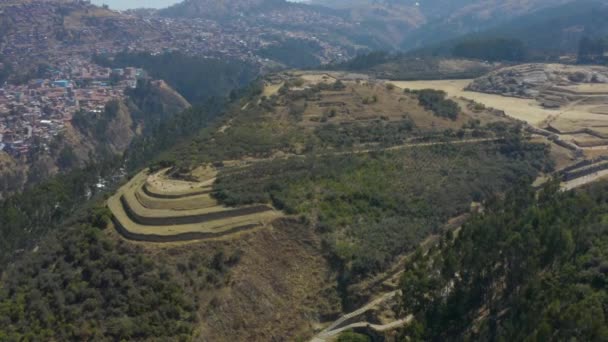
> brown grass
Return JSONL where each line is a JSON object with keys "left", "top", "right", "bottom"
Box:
{"left": 134, "top": 187, "right": 217, "bottom": 211}
{"left": 107, "top": 170, "right": 282, "bottom": 241}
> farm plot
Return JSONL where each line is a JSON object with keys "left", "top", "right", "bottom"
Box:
{"left": 391, "top": 80, "right": 608, "bottom": 133}
{"left": 391, "top": 80, "right": 558, "bottom": 126}
{"left": 391, "top": 79, "right": 608, "bottom": 166}
{"left": 108, "top": 169, "right": 281, "bottom": 242}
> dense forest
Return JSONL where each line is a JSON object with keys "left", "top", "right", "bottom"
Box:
{"left": 0, "top": 158, "right": 121, "bottom": 267}
{"left": 451, "top": 38, "right": 527, "bottom": 62}
{"left": 259, "top": 38, "right": 322, "bottom": 68}
{"left": 213, "top": 135, "right": 551, "bottom": 287}
{"left": 0, "top": 202, "right": 237, "bottom": 341}
{"left": 124, "top": 102, "right": 223, "bottom": 171}
{"left": 94, "top": 52, "right": 257, "bottom": 104}
{"left": 399, "top": 180, "right": 608, "bottom": 341}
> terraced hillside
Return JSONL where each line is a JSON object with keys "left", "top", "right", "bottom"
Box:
{"left": 390, "top": 64, "right": 608, "bottom": 190}
{"left": 1, "top": 68, "right": 563, "bottom": 341}
{"left": 108, "top": 167, "right": 281, "bottom": 242}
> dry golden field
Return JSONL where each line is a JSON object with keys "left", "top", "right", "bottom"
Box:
{"left": 391, "top": 79, "right": 608, "bottom": 148}
{"left": 108, "top": 169, "right": 281, "bottom": 242}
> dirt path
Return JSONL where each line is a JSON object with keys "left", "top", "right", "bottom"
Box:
{"left": 310, "top": 214, "right": 470, "bottom": 341}
{"left": 310, "top": 291, "right": 404, "bottom": 342}
{"left": 562, "top": 169, "right": 608, "bottom": 191}
{"left": 311, "top": 316, "right": 413, "bottom": 342}
{"left": 229, "top": 138, "right": 504, "bottom": 166}
{"left": 333, "top": 138, "right": 502, "bottom": 156}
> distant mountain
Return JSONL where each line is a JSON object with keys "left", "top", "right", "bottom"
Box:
{"left": 402, "top": 0, "right": 605, "bottom": 50}
{"left": 411, "top": 1, "right": 608, "bottom": 60}
{"left": 158, "top": 0, "right": 402, "bottom": 53}
{"left": 161, "top": 0, "right": 598, "bottom": 52}
{"left": 310, "top": 0, "right": 586, "bottom": 49}
{"left": 159, "top": 0, "right": 290, "bottom": 19}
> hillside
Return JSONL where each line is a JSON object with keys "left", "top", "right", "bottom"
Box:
{"left": 398, "top": 180, "right": 608, "bottom": 341}
{"left": 3, "top": 1, "right": 608, "bottom": 340}
{"left": 0, "top": 80, "right": 190, "bottom": 198}
{"left": 162, "top": 0, "right": 584, "bottom": 53}
{"left": 0, "top": 0, "right": 162, "bottom": 72}
{"left": 411, "top": 1, "right": 608, "bottom": 60}
{"left": 310, "top": 0, "right": 580, "bottom": 50}
{"left": 160, "top": 0, "right": 289, "bottom": 19}
{"left": 0, "top": 67, "right": 557, "bottom": 340}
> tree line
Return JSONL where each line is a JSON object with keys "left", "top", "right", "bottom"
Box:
{"left": 399, "top": 180, "right": 608, "bottom": 341}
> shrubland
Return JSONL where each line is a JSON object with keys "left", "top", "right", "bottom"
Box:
{"left": 214, "top": 135, "right": 551, "bottom": 284}
{"left": 411, "top": 89, "right": 460, "bottom": 120}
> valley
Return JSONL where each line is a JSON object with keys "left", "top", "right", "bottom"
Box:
{"left": 1, "top": 0, "right": 608, "bottom": 341}
{"left": 87, "top": 69, "right": 551, "bottom": 339}
{"left": 1, "top": 60, "right": 606, "bottom": 340}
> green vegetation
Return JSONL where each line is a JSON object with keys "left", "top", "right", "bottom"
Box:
{"left": 72, "top": 100, "right": 122, "bottom": 146}
{"left": 0, "top": 225, "right": 195, "bottom": 340}
{"left": 155, "top": 97, "right": 308, "bottom": 169}
{"left": 214, "top": 136, "right": 550, "bottom": 281}
{"left": 57, "top": 146, "right": 78, "bottom": 171}
{"left": 411, "top": 1, "right": 608, "bottom": 61}
{"left": 399, "top": 181, "right": 608, "bottom": 341}
{"left": 337, "top": 330, "right": 371, "bottom": 342}
{"left": 413, "top": 89, "right": 460, "bottom": 120}
{"left": 331, "top": 51, "right": 391, "bottom": 71}
{"left": 124, "top": 79, "right": 189, "bottom": 133}
{"left": 578, "top": 36, "right": 608, "bottom": 64}
{"left": 259, "top": 38, "right": 322, "bottom": 68}
{"left": 0, "top": 56, "right": 11, "bottom": 84}
{"left": 125, "top": 104, "right": 223, "bottom": 171}
{"left": 452, "top": 38, "right": 527, "bottom": 62}
{"left": 0, "top": 158, "right": 121, "bottom": 267}
{"left": 94, "top": 52, "right": 257, "bottom": 104}
{"left": 314, "top": 120, "right": 414, "bottom": 148}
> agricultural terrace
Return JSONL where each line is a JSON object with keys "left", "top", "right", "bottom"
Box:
{"left": 108, "top": 167, "right": 281, "bottom": 242}
{"left": 262, "top": 72, "right": 511, "bottom": 136}
{"left": 389, "top": 70, "right": 608, "bottom": 189}
{"left": 391, "top": 80, "right": 559, "bottom": 126}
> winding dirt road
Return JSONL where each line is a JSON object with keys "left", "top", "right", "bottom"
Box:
{"left": 310, "top": 291, "right": 411, "bottom": 342}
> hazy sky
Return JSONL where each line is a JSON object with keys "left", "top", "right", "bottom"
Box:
{"left": 90, "top": 0, "right": 182, "bottom": 10}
